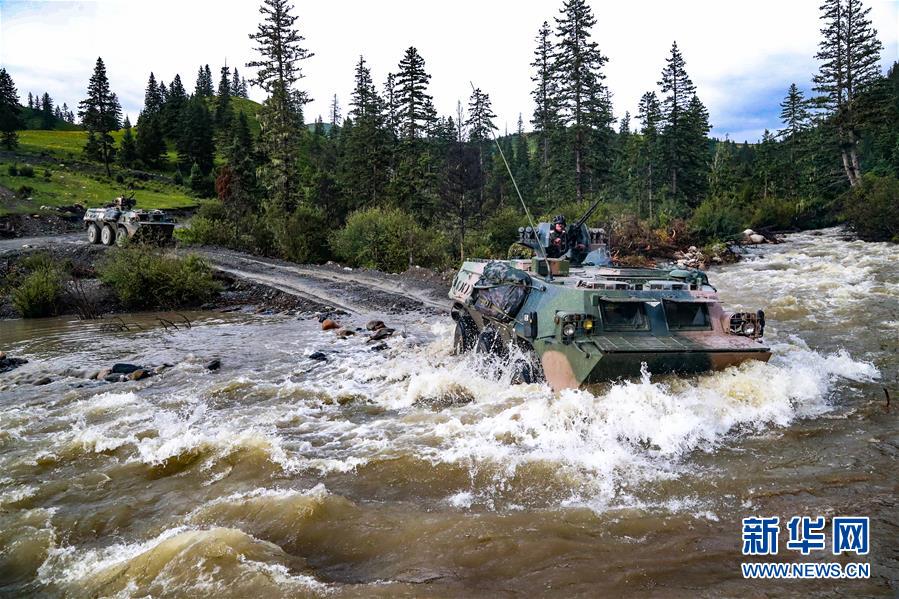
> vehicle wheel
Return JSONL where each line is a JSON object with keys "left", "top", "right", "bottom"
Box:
{"left": 101, "top": 224, "right": 115, "bottom": 246}
{"left": 511, "top": 358, "right": 543, "bottom": 385}
{"left": 116, "top": 227, "right": 128, "bottom": 247}
{"left": 86, "top": 223, "right": 100, "bottom": 244}
{"left": 453, "top": 315, "right": 477, "bottom": 354}
{"left": 475, "top": 328, "right": 506, "bottom": 357}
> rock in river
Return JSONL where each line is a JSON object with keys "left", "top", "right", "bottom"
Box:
{"left": 321, "top": 319, "right": 340, "bottom": 331}
{"left": 366, "top": 320, "right": 386, "bottom": 331}
{"left": 205, "top": 359, "right": 222, "bottom": 371}
{"left": 111, "top": 363, "right": 142, "bottom": 375}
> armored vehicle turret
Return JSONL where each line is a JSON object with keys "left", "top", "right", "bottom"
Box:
{"left": 83, "top": 194, "right": 175, "bottom": 246}
{"left": 449, "top": 203, "right": 770, "bottom": 391}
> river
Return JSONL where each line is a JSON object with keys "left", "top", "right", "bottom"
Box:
{"left": 0, "top": 228, "right": 896, "bottom": 597}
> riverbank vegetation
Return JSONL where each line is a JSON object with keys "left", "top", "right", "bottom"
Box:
{"left": 1, "top": 0, "right": 896, "bottom": 272}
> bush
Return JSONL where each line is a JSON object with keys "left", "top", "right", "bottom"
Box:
{"left": 18, "top": 164, "right": 34, "bottom": 178}
{"left": 12, "top": 266, "right": 64, "bottom": 318}
{"left": 270, "top": 203, "right": 330, "bottom": 264}
{"left": 332, "top": 206, "right": 450, "bottom": 272}
{"left": 7, "top": 163, "right": 18, "bottom": 176}
{"left": 175, "top": 216, "right": 241, "bottom": 247}
{"left": 16, "top": 185, "right": 34, "bottom": 199}
{"left": 115, "top": 173, "right": 124, "bottom": 184}
{"left": 173, "top": 171, "right": 184, "bottom": 186}
{"left": 842, "top": 174, "right": 899, "bottom": 242}
{"left": 688, "top": 195, "right": 745, "bottom": 242}
{"left": 98, "top": 248, "right": 221, "bottom": 309}
{"left": 43, "top": 168, "right": 52, "bottom": 180}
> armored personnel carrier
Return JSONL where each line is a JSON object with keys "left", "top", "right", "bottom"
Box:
{"left": 84, "top": 195, "right": 175, "bottom": 246}
{"left": 449, "top": 202, "right": 770, "bottom": 391}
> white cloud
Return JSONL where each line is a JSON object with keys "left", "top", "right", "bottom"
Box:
{"left": 1, "top": 0, "right": 896, "bottom": 141}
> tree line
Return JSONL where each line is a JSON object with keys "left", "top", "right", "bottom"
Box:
{"left": 0, "top": 0, "right": 895, "bottom": 264}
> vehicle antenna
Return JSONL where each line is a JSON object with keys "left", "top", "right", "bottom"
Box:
{"left": 470, "top": 82, "right": 553, "bottom": 281}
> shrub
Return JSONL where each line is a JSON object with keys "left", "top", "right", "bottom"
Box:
{"left": 175, "top": 216, "right": 240, "bottom": 247}
{"left": 115, "top": 173, "right": 124, "bottom": 184}
{"left": 16, "top": 185, "right": 34, "bottom": 199}
{"left": 98, "top": 248, "right": 221, "bottom": 309}
{"left": 332, "top": 206, "right": 450, "bottom": 272}
{"left": 173, "top": 171, "right": 184, "bottom": 186}
{"left": 7, "top": 163, "right": 18, "bottom": 176}
{"left": 12, "top": 267, "right": 64, "bottom": 318}
{"left": 688, "top": 195, "right": 744, "bottom": 242}
{"left": 43, "top": 168, "right": 52, "bottom": 180}
{"left": 842, "top": 174, "right": 899, "bottom": 242}
{"left": 270, "top": 203, "right": 329, "bottom": 264}
{"left": 18, "top": 164, "right": 34, "bottom": 178}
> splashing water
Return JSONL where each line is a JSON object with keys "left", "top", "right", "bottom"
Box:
{"left": 0, "top": 228, "right": 895, "bottom": 597}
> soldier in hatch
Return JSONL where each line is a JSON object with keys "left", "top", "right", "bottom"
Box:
{"left": 547, "top": 215, "right": 568, "bottom": 258}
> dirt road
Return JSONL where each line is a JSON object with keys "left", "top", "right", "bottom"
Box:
{"left": 0, "top": 234, "right": 450, "bottom": 315}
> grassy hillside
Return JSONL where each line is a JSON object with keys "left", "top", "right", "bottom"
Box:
{"left": 0, "top": 160, "right": 199, "bottom": 215}
{"left": 18, "top": 106, "right": 81, "bottom": 131}
{"left": 16, "top": 130, "right": 179, "bottom": 164}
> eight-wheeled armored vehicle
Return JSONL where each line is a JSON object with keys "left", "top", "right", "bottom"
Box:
{"left": 449, "top": 203, "right": 771, "bottom": 391}
{"left": 84, "top": 195, "right": 175, "bottom": 246}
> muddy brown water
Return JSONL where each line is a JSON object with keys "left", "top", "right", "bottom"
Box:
{"left": 0, "top": 228, "right": 896, "bottom": 597}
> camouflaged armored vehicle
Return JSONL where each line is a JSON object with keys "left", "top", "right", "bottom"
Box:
{"left": 84, "top": 195, "right": 175, "bottom": 246}
{"left": 449, "top": 204, "right": 770, "bottom": 391}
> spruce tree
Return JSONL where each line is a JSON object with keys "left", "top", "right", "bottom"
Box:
{"left": 247, "top": 0, "right": 314, "bottom": 212}
{"left": 465, "top": 87, "right": 497, "bottom": 209}
{"left": 329, "top": 94, "right": 341, "bottom": 130}
{"left": 0, "top": 69, "right": 23, "bottom": 149}
{"left": 78, "top": 57, "right": 121, "bottom": 176}
{"left": 164, "top": 74, "right": 188, "bottom": 138}
{"left": 27, "top": 92, "right": 34, "bottom": 110}
{"left": 553, "top": 0, "right": 613, "bottom": 201}
{"left": 394, "top": 47, "right": 435, "bottom": 140}
{"left": 383, "top": 73, "right": 399, "bottom": 137}
{"left": 195, "top": 65, "right": 214, "bottom": 97}
{"left": 176, "top": 94, "right": 214, "bottom": 175}
{"left": 779, "top": 83, "right": 811, "bottom": 196}
{"left": 658, "top": 41, "right": 698, "bottom": 200}
{"left": 215, "top": 65, "right": 233, "bottom": 134}
{"left": 636, "top": 91, "right": 663, "bottom": 217}
{"left": 814, "top": 0, "right": 883, "bottom": 186}
{"left": 221, "top": 111, "right": 258, "bottom": 216}
{"left": 118, "top": 116, "right": 138, "bottom": 168}
{"left": 230, "top": 67, "right": 242, "bottom": 96}
{"left": 530, "top": 21, "right": 559, "bottom": 168}
{"left": 679, "top": 93, "right": 711, "bottom": 204}
{"left": 136, "top": 72, "right": 167, "bottom": 168}
{"left": 40, "top": 92, "right": 54, "bottom": 129}
{"left": 340, "top": 56, "right": 391, "bottom": 209}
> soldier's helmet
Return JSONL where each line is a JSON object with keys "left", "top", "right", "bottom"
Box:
{"left": 552, "top": 214, "right": 566, "bottom": 226}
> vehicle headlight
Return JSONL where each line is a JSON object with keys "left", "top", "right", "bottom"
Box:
{"left": 562, "top": 323, "right": 576, "bottom": 337}
{"left": 583, "top": 318, "right": 594, "bottom": 331}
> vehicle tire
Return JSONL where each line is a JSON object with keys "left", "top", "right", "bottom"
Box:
{"left": 86, "top": 223, "right": 100, "bottom": 244}
{"left": 511, "top": 358, "right": 543, "bottom": 385}
{"left": 101, "top": 224, "right": 115, "bottom": 246}
{"left": 116, "top": 227, "right": 128, "bottom": 247}
{"left": 453, "top": 315, "right": 477, "bottom": 354}
{"left": 475, "top": 328, "right": 506, "bottom": 357}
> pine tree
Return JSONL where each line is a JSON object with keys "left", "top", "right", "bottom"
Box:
{"left": 465, "top": 87, "right": 497, "bottom": 209}
{"left": 679, "top": 93, "right": 711, "bottom": 203}
{"left": 247, "top": 0, "right": 314, "bottom": 212}
{"left": 215, "top": 65, "right": 233, "bottom": 134}
{"left": 27, "top": 92, "right": 34, "bottom": 110}
{"left": 118, "top": 116, "right": 138, "bottom": 168}
{"left": 383, "top": 73, "right": 399, "bottom": 137}
{"left": 195, "top": 64, "right": 214, "bottom": 97}
{"left": 394, "top": 47, "right": 435, "bottom": 140}
{"left": 779, "top": 83, "right": 811, "bottom": 196}
{"left": 230, "top": 67, "right": 243, "bottom": 97}
{"left": 164, "top": 74, "right": 188, "bottom": 139}
{"left": 220, "top": 111, "right": 258, "bottom": 216}
{"left": 553, "top": 0, "right": 613, "bottom": 201}
{"left": 329, "top": 93, "right": 341, "bottom": 130}
{"left": 530, "top": 21, "right": 559, "bottom": 168}
{"left": 340, "top": 56, "right": 391, "bottom": 210}
{"left": 0, "top": 69, "right": 23, "bottom": 150}
{"left": 158, "top": 81, "right": 167, "bottom": 104}
{"left": 658, "top": 41, "right": 698, "bottom": 200}
{"left": 240, "top": 77, "right": 249, "bottom": 98}
{"left": 40, "top": 92, "right": 54, "bottom": 129}
{"left": 176, "top": 94, "right": 214, "bottom": 175}
{"left": 814, "top": 0, "right": 884, "bottom": 186}
{"left": 136, "top": 72, "right": 167, "bottom": 168}
{"left": 79, "top": 57, "right": 121, "bottom": 176}
{"left": 636, "top": 91, "right": 663, "bottom": 218}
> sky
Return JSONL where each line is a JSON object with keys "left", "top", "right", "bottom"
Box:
{"left": 0, "top": 0, "right": 896, "bottom": 142}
